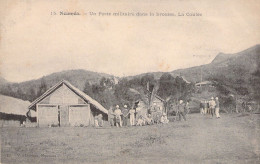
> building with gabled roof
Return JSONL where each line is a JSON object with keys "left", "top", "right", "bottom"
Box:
{"left": 28, "top": 80, "right": 108, "bottom": 127}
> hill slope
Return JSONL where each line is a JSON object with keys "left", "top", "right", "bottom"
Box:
{"left": 125, "top": 44, "right": 260, "bottom": 86}
{"left": 23, "top": 69, "right": 114, "bottom": 90}
{"left": 170, "top": 44, "right": 260, "bottom": 83}
{"left": 0, "top": 45, "right": 259, "bottom": 105}
{"left": 3, "top": 69, "right": 114, "bottom": 92}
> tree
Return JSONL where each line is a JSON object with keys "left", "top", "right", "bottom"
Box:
{"left": 157, "top": 73, "right": 177, "bottom": 99}
{"left": 157, "top": 73, "right": 193, "bottom": 102}
{"left": 83, "top": 81, "right": 93, "bottom": 97}
{"left": 100, "top": 77, "right": 114, "bottom": 88}
{"left": 37, "top": 77, "right": 47, "bottom": 97}
{"left": 0, "top": 84, "right": 15, "bottom": 98}
{"left": 250, "top": 68, "right": 260, "bottom": 104}
{"left": 17, "top": 87, "right": 25, "bottom": 100}
{"left": 140, "top": 74, "right": 156, "bottom": 90}
{"left": 28, "top": 88, "right": 37, "bottom": 102}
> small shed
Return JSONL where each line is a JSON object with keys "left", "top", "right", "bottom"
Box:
{"left": 0, "top": 94, "right": 30, "bottom": 127}
{"left": 146, "top": 90, "right": 165, "bottom": 111}
{"left": 28, "top": 80, "right": 108, "bottom": 127}
{"left": 151, "top": 94, "right": 165, "bottom": 110}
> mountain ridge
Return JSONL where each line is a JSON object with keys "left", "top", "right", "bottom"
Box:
{"left": 1, "top": 44, "right": 259, "bottom": 85}
{"left": 170, "top": 44, "right": 260, "bottom": 83}
{"left": 0, "top": 44, "right": 259, "bottom": 101}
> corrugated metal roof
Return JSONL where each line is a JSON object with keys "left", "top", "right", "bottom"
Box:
{"left": 28, "top": 80, "right": 108, "bottom": 114}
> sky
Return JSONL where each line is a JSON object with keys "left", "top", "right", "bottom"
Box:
{"left": 0, "top": 0, "right": 260, "bottom": 82}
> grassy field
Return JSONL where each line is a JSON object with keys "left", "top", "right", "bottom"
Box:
{"left": 1, "top": 113, "right": 259, "bottom": 164}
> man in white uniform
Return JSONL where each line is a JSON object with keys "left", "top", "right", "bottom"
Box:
{"left": 209, "top": 97, "right": 216, "bottom": 118}
{"left": 215, "top": 97, "right": 220, "bottom": 118}
{"left": 114, "top": 105, "right": 122, "bottom": 127}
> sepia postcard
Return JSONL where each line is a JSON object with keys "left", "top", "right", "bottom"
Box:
{"left": 0, "top": 0, "right": 259, "bottom": 163}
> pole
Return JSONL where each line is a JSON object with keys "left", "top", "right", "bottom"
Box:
{"left": 235, "top": 95, "right": 238, "bottom": 113}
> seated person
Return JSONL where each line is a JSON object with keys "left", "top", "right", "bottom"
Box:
{"left": 154, "top": 112, "right": 162, "bottom": 124}
{"left": 160, "top": 113, "right": 169, "bottom": 124}
{"left": 94, "top": 115, "right": 99, "bottom": 127}
{"left": 136, "top": 115, "right": 145, "bottom": 126}
{"left": 146, "top": 114, "right": 153, "bottom": 125}
{"left": 97, "top": 114, "right": 103, "bottom": 127}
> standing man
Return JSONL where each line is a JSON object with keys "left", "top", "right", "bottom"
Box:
{"left": 108, "top": 107, "right": 115, "bottom": 126}
{"left": 204, "top": 100, "right": 208, "bottom": 115}
{"left": 129, "top": 107, "right": 136, "bottom": 126}
{"left": 200, "top": 101, "right": 204, "bottom": 114}
{"left": 178, "top": 100, "right": 186, "bottom": 121}
{"left": 122, "top": 105, "right": 129, "bottom": 126}
{"left": 215, "top": 97, "right": 220, "bottom": 118}
{"left": 185, "top": 101, "right": 190, "bottom": 115}
{"left": 114, "top": 105, "right": 122, "bottom": 127}
{"left": 136, "top": 103, "right": 141, "bottom": 122}
{"left": 151, "top": 103, "right": 157, "bottom": 124}
{"left": 209, "top": 97, "right": 216, "bottom": 118}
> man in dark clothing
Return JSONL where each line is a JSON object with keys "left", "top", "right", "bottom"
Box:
{"left": 185, "top": 102, "right": 190, "bottom": 115}
{"left": 122, "top": 105, "right": 129, "bottom": 126}
{"left": 108, "top": 107, "right": 115, "bottom": 126}
{"left": 200, "top": 101, "right": 204, "bottom": 114}
{"left": 206, "top": 101, "right": 210, "bottom": 114}
{"left": 178, "top": 100, "right": 186, "bottom": 121}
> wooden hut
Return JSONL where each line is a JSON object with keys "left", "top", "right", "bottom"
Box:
{"left": 28, "top": 80, "right": 108, "bottom": 127}
{"left": 151, "top": 94, "right": 165, "bottom": 111}
{"left": 146, "top": 90, "right": 165, "bottom": 112}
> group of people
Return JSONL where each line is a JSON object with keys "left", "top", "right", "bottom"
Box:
{"left": 199, "top": 97, "right": 220, "bottom": 118}
{"left": 96, "top": 97, "right": 220, "bottom": 128}
{"left": 108, "top": 104, "right": 169, "bottom": 128}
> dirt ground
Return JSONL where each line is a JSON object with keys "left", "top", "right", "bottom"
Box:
{"left": 1, "top": 113, "right": 259, "bottom": 164}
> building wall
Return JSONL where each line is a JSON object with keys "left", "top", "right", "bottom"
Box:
{"left": 0, "top": 120, "right": 21, "bottom": 127}
{"left": 59, "top": 105, "right": 69, "bottom": 127}
{"left": 39, "top": 84, "right": 86, "bottom": 105}
{"left": 36, "top": 84, "right": 95, "bottom": 127}
{"left": 37, "top": 104, "right": 93, "bottom": 127}
{"left": 152, "top": 97, "right": 165, "bottom": 110}
{"left": 0, "top": 112, "right": 27, "bottom": 127}
{"left": 37, "top": 105, "right": 59, "bottom": 127}
{"left": 69, "top": 105, "right": 91, "bottom": 126}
